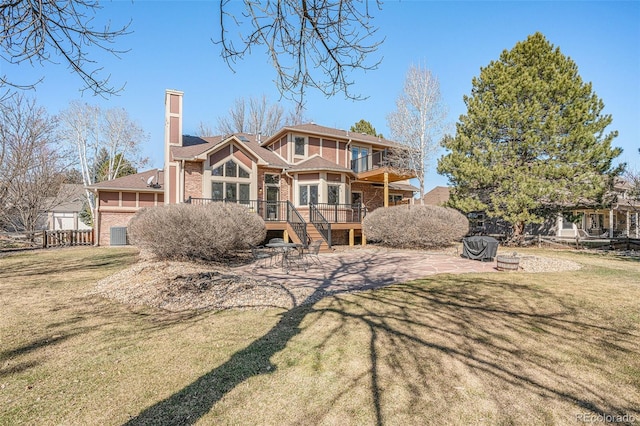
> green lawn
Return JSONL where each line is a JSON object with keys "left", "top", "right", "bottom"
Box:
{"left": 1, "top": 247, "right": 639, "bottom": 425}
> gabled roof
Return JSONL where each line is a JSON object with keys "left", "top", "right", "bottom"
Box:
{"left": 171, "top": 133, "right": 288, "bottom": 168}
{"left": 288, "top": 154, "right": 355, "bottom": 175}
{"left": 263, "top": 123, "right": 402, "bottom": 149}
{"left": 48, "top": 184, "right": 87, "bottom": 212}
{"left": 87, "top": 169, "right": 164, "bottom": 192}
{"left": 422, "top": 186, "right": 451, "bottom": 206}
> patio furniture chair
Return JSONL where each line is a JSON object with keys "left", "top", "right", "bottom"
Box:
{"left": 282, "top": 245, "right": 308, "bottom": 272}
{"left": 267, "top": 238, "right": 287, "bottom": 265}
{"left": 250, "top": 244, "right": 276, "bottom": 268}
{"left": 301, "top": 239, "right": 323, "bottom": 267}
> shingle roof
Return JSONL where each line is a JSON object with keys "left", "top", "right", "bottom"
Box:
{"left": 422, "top": 186, "right": 451, "bottom": 205}
{"left": 288, "top": 155, "right": 354, "bottom": 174}
{"left": 49, "top": 184, "right": 87, "bottom": 212}
{"left": 88, "top": 169, "right": 164, "bottom": 191}
{"left": 171, "top": 134, "right": 288, "bottom": 168}
{"left": 388, "top": 182, "right": 420, "bottom": 192}
{"left": 264, "top": 123, "right": 402, "bottom": 149}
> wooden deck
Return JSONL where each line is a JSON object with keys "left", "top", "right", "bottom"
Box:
{"left": 265, "top": 221, "right": 364, "bottom": 251}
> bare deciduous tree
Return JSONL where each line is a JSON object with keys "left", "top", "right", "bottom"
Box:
{"left": 624, "top": 168, "right": 640, "bottom": 203}
{"left": 0, "top": 0, "right": 130, "bottom": 98}
{"left": 58, "top": 101, "right": 148, "bottom": 223}
{"left": 215, "top": 95, "right": 289, "bottom": 137}
{"left": 196, "top": 121, "right": 215, "bottom": 137}
{"left": 216, "top": 97, "right": 247, "bottom": 136}
{"left": 218, "top": 0, "right": 384, "bottom": 106}
{"left": 0, "top": 94, "right": 66, "bottom": 233}
{"left": 387, "top": 64, "right": 448, "bottom": 202}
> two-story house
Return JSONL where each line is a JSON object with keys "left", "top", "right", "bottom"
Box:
{"left": 89, "top": 89, "right": 417, "bottom": 247}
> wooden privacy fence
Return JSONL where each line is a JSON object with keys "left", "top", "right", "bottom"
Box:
{"left": 531, "top": 235, "right": 640, "bottom": 251}
{"left": 43, "top": 230, "right": 94, "bottom": 248}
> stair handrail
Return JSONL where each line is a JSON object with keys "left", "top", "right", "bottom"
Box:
{"left": 286, "top": 201, "right": 309, "bottom": 247}
{"left": 309, "top": 203, "right": 331, "bottom": 248}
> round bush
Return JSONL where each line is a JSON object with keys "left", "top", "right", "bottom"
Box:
{"left": 363, "top": 205, "right": 469, "bottom": 249}
{"left": 129, "top": 203, "right": 266, "bottom": 261}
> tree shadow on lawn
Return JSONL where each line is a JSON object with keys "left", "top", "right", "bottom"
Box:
{"left": 337, "top": 279, "right": 639, "bottom": 424}
{"left": 124, "top": 254, "right": 382, "bottom": 425}
{"left": 0, "top": 247, "right": 137, "bottom": 280}
{"left": 1, "top": 248, "right": 199, "bottom": 380}
{"left": 125, "top": 254, "right": 640, "bottom": 425}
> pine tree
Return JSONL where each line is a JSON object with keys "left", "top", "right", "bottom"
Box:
{"left": 350, "top": 119, "right": 382, "bottom": 138}
{"left": 438, "top": 32, "right": 623, "bottom": 241}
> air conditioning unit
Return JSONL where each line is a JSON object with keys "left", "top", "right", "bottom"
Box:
{"left": 110, "top": 227, "right": 128, "bottom": 246}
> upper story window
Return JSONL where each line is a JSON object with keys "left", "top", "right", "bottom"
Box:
{"left": 294, "top": 136, "right": 306, "bottom": 157}
{"left": 351, "top": 146, "right": 370, "bottom": 172}
{"left": 212, "top": 159, "right": 250, "bottom": 178}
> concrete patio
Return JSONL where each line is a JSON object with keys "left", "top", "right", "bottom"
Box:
{"left": 234, "top": 247, "right": 498, "bottom": 300}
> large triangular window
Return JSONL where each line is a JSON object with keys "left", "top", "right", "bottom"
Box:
{"left": 211, "top": 159, "right": 250, "bottom": 179}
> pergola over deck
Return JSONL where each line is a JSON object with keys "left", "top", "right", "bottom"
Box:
{"left": 350, "top": 149, "right": 416, "bottom": 207}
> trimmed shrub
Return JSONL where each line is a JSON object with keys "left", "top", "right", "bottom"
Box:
{"left": 363, "top": 205, "right": 469, "bottom": 249}
{"left": 129, "top": 203, "right": 266, "bottom": 262}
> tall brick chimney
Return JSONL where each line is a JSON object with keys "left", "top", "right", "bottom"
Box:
{"left": 164, "top": 89, "right": 183, "bottom": 204}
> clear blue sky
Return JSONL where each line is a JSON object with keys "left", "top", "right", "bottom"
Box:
{"left": 4, "top": 0, "right": 639, "bottom": 190}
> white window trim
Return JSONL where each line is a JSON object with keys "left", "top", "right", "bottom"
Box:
{"left": 326, "top": 182, "right": 345, "bottom": 205}
{"left": 351, "top": 144, "right": 371, "bottom": 171}
{"left": 209, "top": 158, "right": 252, "bottom": 201}
{"left": 297, "top": 181, "right": 320, "bottom": 206}
{"left": 210, "top": 158, "right": 252, "bottom": 180}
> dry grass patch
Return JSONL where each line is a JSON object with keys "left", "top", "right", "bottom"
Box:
{"left": 1, "top": 247, "right": 639, "bottom": 425}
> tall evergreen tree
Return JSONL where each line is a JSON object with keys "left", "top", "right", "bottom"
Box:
{"left": 350, "top": 119, "right": 382, "bottom": 138}
{"left": 438, "top": 32, "right": 623, "bottom": 241}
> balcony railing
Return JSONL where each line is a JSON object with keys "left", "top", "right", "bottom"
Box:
{"left": 351, "top": 149, "right": 390, "bottom": 173}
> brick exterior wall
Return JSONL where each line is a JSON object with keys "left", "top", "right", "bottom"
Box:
{"left": 281, "top": 174, "right": 292, "bottom": 202}
{"left": 98, "top": 211, "right": 137, "bottom": 246}
{"left": 351, "top": 182, "right": 414, "bottom": 213}
{"left": 184, "top": 161, "right": 203, "bottom": 200}
{"left": 257, "top": 167, "right": 283, "bottom": 201}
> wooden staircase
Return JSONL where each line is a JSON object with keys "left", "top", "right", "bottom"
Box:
{"left": 285, "top": 223, "right": 332, "bottom": 253}
{"left": 305, "top": 224, "right": 333, "bottom": 253}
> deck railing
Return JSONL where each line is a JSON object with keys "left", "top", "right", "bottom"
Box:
{"left": 309, "top": 204, "right": 331, "bottom": 247}
{"left": 312, "top": 203, "right": 366, "bottom": 223}
{"left": 186, "top": 198, "right": 287, "bottom": 222}
{"left": 286, "top": 201, "right": 308, "bottom": 247}
{"left": 186, "top": 198, "right": 366, "bottom": 224}
{"left": 185, "top": 197, "right": 308, "bottom": 245}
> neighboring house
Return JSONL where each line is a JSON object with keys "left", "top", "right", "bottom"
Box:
{"left": 423, "top": 182, "right": 640, "bottom": 239}
{"left": 89, "top": 89, "right": 417, "bottom": 247}
{"left": 421, "top": 186, "right": 450, "bottom": 206}
{"left": 560, "top": 178, "right": 640, "bottom": 239}
{"left": 47, "top": 184, "right": 92, "bottom": 231}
